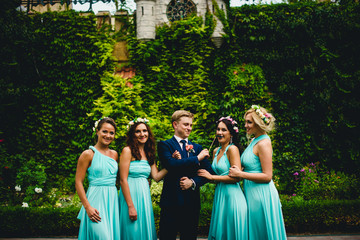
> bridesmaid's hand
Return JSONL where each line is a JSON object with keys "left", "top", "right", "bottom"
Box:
{"left": 197, "top": 169, "right": 213, "bottom": 180}
{"left": 229, "top": 165, "right": 242, "bottom": 178}
{"left": 129, "top": 206, "right": 137, "bottom": 221}
{"left": 172, "top": 150, "right": 181, "bottom": 159}
{"left": 86, "top": 206, "right": 101, "bottom": 222}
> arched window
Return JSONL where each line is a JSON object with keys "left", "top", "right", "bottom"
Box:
{"left": 166, "top": 0, "right": 197, "bottom": 22}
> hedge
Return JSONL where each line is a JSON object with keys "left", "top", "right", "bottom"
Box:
{"left": 1, "top": 199, "right": 359, "bottom": 237}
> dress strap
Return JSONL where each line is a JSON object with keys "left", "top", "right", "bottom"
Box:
{"left": 224, "top": 143, "right": 233, "bottom": 154}
{"left": 89, "top": 146, "right": 97, "bottom": 152}
{"left": 252, "top": 135, "right": 270, "bottom": 146}
{"left": 214, "top": 147, "right": 221, "bottom": 157}
{"left": 214, "top": 143, "right": 233, "bottom": 157}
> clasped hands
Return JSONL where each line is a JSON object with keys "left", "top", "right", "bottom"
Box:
{"left": 228, "top": 165, "right": 243, "bottom": 179}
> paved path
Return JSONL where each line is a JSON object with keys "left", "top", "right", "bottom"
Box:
{"left": 1, "top": 235, "right": 360, "bottom": 240}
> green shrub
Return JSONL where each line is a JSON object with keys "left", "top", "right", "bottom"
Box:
{"left": 150, "top": 180, "right": 163, "bottom": 205}
{"left": 89, "top": 73, "right": 147, "bottom": 150}
{"left": 282, "top": 199, "right": 360, "bottom": 233}
{"left": 0, "top": 206, "right": 80, "bottom": 237}
{"left": 293, "top": 162, "right": 360, "bottom": 200}
{"left": 1, "top": 199, "right": 359, "bottom": 237}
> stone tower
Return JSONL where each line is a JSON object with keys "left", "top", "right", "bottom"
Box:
{"left": 135, "top": 0, "right": 157, "bottom": 40}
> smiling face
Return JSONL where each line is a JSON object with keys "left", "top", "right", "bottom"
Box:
{"left": 96, "top": 122, "right": 115, "bottom": 146}
{"left": 244, "top": 113, "right": 261, "bottom": 137}
{"left": 134, "top": 123, "right": 149, "bottom": 145}
{"left": 216, "top": 121, "right": 232, "bottom": 145}
{"left": 173, "top": 116, "right": 193, "bottom": 139}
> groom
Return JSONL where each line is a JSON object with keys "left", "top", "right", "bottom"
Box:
{"left": 158, "top": 110, "right": 213, "bottom": 240}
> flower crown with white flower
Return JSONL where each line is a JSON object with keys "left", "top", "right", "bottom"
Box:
{"left": 127, "top": 117, "right": 150, "bottom": 130}
{"left": 251, "top": 105, "right": 271, "bottom": 125}
{"left": 218, "top": 116, "right": 239, "bottom": 133}
{"left": 93, "top": 117, "right": 108, "bottom": 132}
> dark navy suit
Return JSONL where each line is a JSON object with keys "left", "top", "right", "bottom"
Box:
{"left": 158, "top": 136, "right": 213, "bottom": 240}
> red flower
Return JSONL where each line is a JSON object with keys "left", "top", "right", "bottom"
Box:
{"left": 185, "top": 144, "right": 195, "bottom": 153}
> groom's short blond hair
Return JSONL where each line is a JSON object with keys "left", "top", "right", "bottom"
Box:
{"left": 171, "top": 110, "right": 194, "bottom": 123}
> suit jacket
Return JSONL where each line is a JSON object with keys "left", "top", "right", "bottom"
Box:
{"left": 158, "top": 136, "right": 213, "bottom": 209}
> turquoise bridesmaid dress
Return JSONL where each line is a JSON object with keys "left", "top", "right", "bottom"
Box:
{"left": 77, "top": 146, "right": 120, "bottom": 240}
{"left": 241, "top": 135, "right": 287, "bottom": 240}
{"left": 208, "top": 144, "right": 248, "bottom": 240}
{"left": 119, "top": 160, "right": 157, "bottom": 240}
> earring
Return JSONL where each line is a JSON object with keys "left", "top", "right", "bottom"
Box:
{"left": 230, "top": 136, "right": 233, "bottom": 144}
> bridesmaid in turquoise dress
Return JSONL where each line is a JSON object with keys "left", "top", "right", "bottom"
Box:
{"left": 198, "top": 116, "right": 248, "bottom": 240}
{"left": 229, "top": 105, "right": 287, "bottom": 240}
{"left": 119, "top": 118, "right": 168, "bottom": 240}
{"left": 75, "top": 117, "right": 120, "bottom": 239}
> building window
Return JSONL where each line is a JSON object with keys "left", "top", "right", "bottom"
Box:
{"left": 166, "top": 0, "right": 197, "bottom": 22}
{"left": 142, "top": 6, "right": 144, "bottom": 15}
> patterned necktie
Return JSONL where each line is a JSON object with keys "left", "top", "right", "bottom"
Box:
{"left": 180, "top": 139, "right": 187, "bottom": 158}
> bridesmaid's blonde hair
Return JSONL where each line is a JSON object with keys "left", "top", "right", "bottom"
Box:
{"left": 244, "top": 105, "right": 275, "bottom": 133}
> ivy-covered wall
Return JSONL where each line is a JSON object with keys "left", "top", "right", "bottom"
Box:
{"left": 0, "top": 2, "right": 359, "bottom": 205}
{"left": 1, "top": 9, "right": 115, "bottom": 204}
{"left": 227, "top": 3, "right": 360, "bottom": 189}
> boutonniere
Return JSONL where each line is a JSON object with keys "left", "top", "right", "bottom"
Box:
{"left": 185, "top": 144, "right": 195, "bottom": 153}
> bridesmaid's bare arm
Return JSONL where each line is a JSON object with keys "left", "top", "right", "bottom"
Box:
{"left": 119, "top": 146, "right": 137, "bottom": 221}
{"left": 150, "top": 162, "right": 168, "bottom": 182}
{"left": 75, "top": 149, "right": 101, "bottom": 222}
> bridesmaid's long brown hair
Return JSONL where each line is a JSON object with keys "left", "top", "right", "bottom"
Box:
{"left": 126, "top": 122, "right": 156, "bottom": 165}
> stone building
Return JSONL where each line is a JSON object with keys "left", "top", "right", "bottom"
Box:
{"left": 19, "top": 0, "right": 226, "bottom": 78}
{"left": 135, "top": 0, "right": 227, "bottom": 46}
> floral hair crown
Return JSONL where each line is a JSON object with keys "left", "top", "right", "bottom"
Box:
{"left": 218, "top": 116, "right": 239, "bottom": 133}
{"left": 93, "top": 117, "right": 108, "bottom": 132}
{"left": 251, "top": 105, "right": 271, "bottom": 125}
{"left": 127, "top": 117, "right": 150, "bottom": 130}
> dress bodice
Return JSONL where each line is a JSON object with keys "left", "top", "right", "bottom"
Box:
{"left": 211, "top": 144, "right": 232, "bottom": 176}
{"left": 241, "top": 135, "right": 270, "bottom": 173}
{"left": 87, "top": 146, "right": 118, "bottom": 186}
{"left": 128, "top": 160, "right": 151, "bottom": 178}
